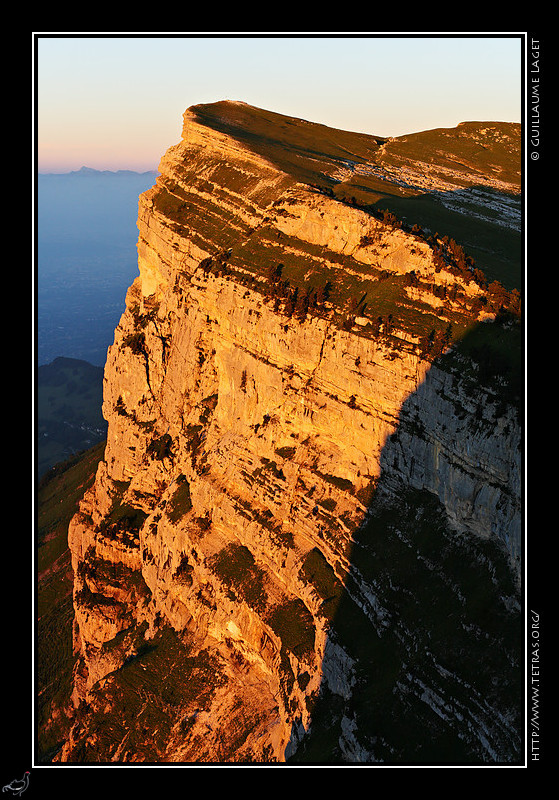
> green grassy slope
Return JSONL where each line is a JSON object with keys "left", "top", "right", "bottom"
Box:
{"left": 188, "top": 103, "right": 521, "bottom": 291}
{"left": 36, "top": 441, "right": 105, "bottom": 762}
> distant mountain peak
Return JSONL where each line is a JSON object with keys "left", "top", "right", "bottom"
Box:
{"left": 39, "top": 166, "right": 158, "bottom": 177}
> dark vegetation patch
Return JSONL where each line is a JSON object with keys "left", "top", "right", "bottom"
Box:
{"left": 266, "top": 598, "right": 316, "bottom": 658}
{"left": 208, "top": 542, "right": 268, "bottom": 613}
{"left": 63, "top": 627, "right": 226, "bottom": 762}
{"left": 166, "top": 475, "right": 193, "bottom": 522}
{"left": 299, "top": 548, "right": 344, "bottom": 622}
{"left": 98, "top": 502, "right": 148, "bottom": 544}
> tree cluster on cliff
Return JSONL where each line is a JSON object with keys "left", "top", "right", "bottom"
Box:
{"left": 264, "top": 262, "right": 332, "bottom": 320}
{"left": 311, "top": 186, "right": 521, "bottom": 322}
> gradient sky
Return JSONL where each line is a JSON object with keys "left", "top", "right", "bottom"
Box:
{"left": 35, "top": 33, "right": 524, "bottom": 173}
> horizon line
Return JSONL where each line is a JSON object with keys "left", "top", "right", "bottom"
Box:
{"left": 38, "top": 165, "right": 160, "bottom": 176}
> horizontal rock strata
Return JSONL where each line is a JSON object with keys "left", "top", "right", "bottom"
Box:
{"left": 60, "top": 102, "right": 522, "bottom": 764}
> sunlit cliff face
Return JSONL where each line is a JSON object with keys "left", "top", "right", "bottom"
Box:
{"left": 60, "top": 102, "right": 522, "bottom": 764}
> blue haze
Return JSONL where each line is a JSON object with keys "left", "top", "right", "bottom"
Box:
{"left": 37, "top": 168, "right": 158, "bottom": 367}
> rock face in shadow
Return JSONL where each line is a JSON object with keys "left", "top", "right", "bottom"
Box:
{"left": 288, "top": 330, "right": 522, "bottom": 764}
{"left": 52, "top": 102, "right": 522, "bottom": 765}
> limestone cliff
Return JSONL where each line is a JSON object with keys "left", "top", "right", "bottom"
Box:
{"left": 59, "top": 102, "right": 522, "bottom": 764}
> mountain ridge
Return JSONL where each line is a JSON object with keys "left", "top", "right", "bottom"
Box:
{"left": 185, "top": 101, "right": 520, "bottom": 194}
{"left": 38, "top": 101, "right": 523, "bottom": 765}
{"left": 180, "top": 101, "right": 521, "bottom": 289}
{"left": 38, "top": 166, "right": 159, "bottom": 177}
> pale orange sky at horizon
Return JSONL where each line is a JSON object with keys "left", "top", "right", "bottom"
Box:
{"left": 35, "top": 34, "right": 524, "bottom": 174}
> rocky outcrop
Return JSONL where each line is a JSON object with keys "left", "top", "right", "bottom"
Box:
{"left": 59, "top": 102, "right": 522, "bottom": 764}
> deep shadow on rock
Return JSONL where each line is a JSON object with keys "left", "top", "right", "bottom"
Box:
{"left": 288, "top": 319, "right": 523, "bottom": 765}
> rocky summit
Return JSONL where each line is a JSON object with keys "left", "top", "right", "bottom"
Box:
{"left": 43, "top": 101, "right": 523, "bottom": 765}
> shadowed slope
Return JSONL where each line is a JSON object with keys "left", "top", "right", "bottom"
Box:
{"left": 287, "top": 319, "right": 523, "bottom": 764}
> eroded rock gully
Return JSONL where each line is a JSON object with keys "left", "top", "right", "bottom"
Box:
{"left": 58, "top": 103, "right": 522, "bottom": 764}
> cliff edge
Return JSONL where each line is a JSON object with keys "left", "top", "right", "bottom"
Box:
{"left": 52, "top": 102, "right": 522, "bottom": 764}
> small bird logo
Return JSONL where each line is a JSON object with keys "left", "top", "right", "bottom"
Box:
{"left": 2, "top": 773, "right": 30, "bottom": 797}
